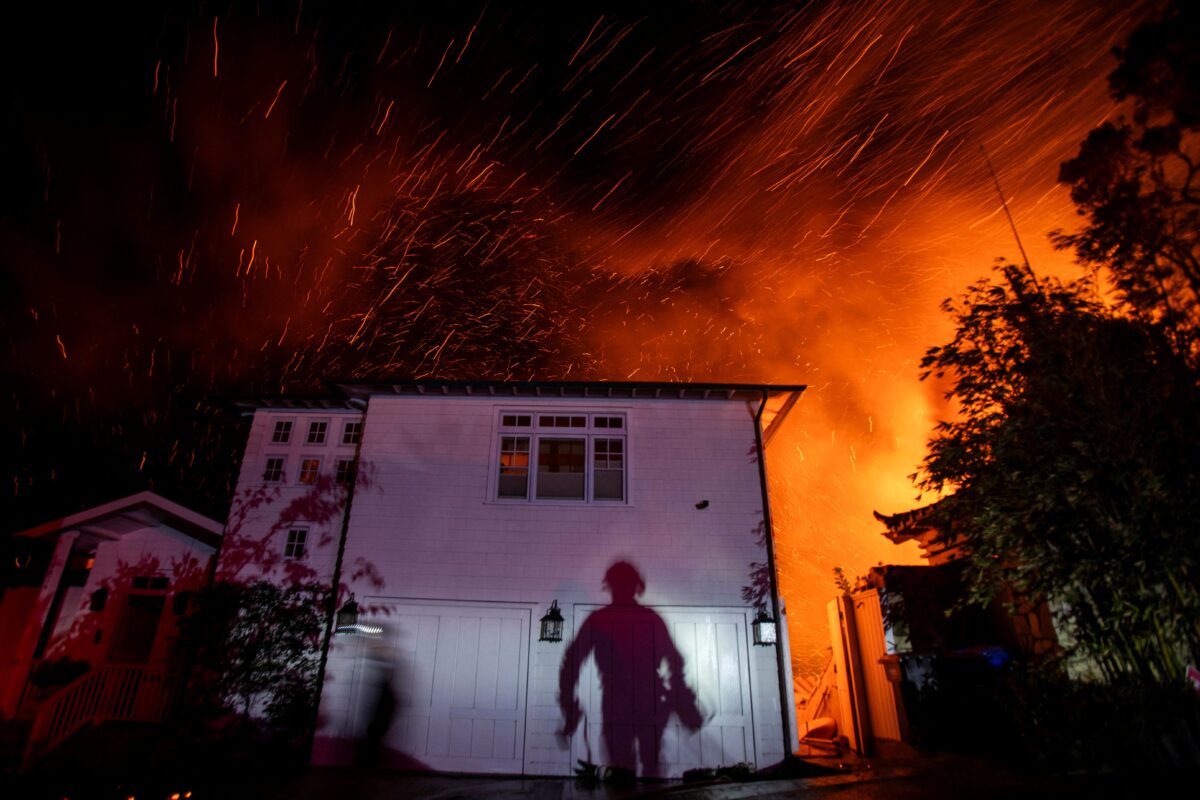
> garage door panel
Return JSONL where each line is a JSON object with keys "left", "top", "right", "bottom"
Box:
{"left": 451, "top": 616, "right": 480, "bottom": 708}
{"left": 496, "top": 617, "right": 521, "bottom": 710}
{"left": 360, "top": 600, "right": 529, "bottom": 774}
{"left": 571, "top": 608, "right": 755, "bottom": 778}
{"left": 717, "top": 623, "right": 742, "bottom": 715}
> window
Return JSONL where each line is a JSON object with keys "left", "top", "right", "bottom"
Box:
{"left": 298, "top": 458, "right": 321, "bottom": 484}
{"left": 498, "top": 436, "right": 530, "bottom": 498}
{"left": 271, "top": 420, "right": 293, "bottom": 443}
{"left": 496, "top": 411, "right": 626, "bottom": 502}
{"left": 335, "top": 458, "right": 356, "bottom": 486}
{"left": 307, "top": 421, "right": 328, "bottom": 444}
{"left": 284, "top": 529, "right": 307, "bottom": 559}
{"left": 539, "top": 415, "right": 586, "bottom": 428}
{"left": 132, "top": 575, "right": 169, "bottom": 591}
{"left": 342, "top": 420, "right": 363, "bottom": 445}
{"left": 263, "top": 457, "right": 285, "bottom": 482}
{"left": 593, "top": 438, "right": 624, "bottom": 500}
{"left": 537, "top": 438, "right": 586, "bottom": 499}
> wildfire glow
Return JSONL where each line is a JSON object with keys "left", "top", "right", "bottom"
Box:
{"left": 3, "top": 1, "right": 1167, "bottom": 677}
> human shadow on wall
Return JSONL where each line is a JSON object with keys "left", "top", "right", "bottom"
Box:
{"left": 558, "top": 561, "right": 703, "bottom": 778}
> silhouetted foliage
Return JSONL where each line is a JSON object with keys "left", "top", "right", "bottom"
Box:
{"left": 172, "top": 580, "right": 328, "bottom": 748}
{"left": 918, "top": 263, "right": 1200, "bottom": 684}
{"left": 1055, "top": 0, "right": 1200, "bottom": 359}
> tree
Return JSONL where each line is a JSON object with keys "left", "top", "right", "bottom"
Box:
{"left": 173, "top": 580, "right": 329, "bottom": 747}
{"left": 1056, "top": 0, "right": 1200, "bottom": 359}
{"left": 917, "top": 262, "right": 1200, "bottom": 684}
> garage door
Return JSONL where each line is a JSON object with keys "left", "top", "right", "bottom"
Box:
{"left": 360, "top": 601, "right": 530, "bottom": 774}
{"left": 568, "top": 607, "right": 755, "bottom": 777}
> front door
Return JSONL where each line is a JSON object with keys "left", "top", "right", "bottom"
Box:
{"left": 109, "top": 594, "right": 165, "bottom": 664}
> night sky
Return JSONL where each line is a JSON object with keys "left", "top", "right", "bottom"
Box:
{"left": 0, "top": 1, "right": 1166, "bottom": 669}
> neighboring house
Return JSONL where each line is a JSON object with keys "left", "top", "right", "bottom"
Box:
{"left": 0, "top": 491, "right": 224, "bottom": 752}
{"left": 222, "top": 379, "right": 805, "bottom": 778}
{"left": 818, "top": 501, "right": 1059, "bottom": 756}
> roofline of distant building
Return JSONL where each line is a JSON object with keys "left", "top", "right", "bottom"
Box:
{"left": 15, "top": 490, "right": 224, "bottom": 547}
{"left": 219, "top": 379, "right": 807, "bottom": 413}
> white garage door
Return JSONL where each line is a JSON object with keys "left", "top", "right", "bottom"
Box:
{"left": 568, "top": 607, "right": 755, "bottom": 777}
{"left": 362, "top": 601, "right": 530, "bottom": 774}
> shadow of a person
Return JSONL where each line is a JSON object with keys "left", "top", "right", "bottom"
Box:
{"left": 558, "top": 561, "right": 704, "bottom": 777}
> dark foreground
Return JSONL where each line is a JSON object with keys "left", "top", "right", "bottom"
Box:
{"left": 3, "top": 749, "right": 1196, "bottom": 800}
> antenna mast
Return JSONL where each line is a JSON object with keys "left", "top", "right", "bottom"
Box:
{"left": 980, "top": 144, "right": 1039, "bottom": 288}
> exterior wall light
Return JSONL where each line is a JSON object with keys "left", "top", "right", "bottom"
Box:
{"left": 335, "top": 594, "right": 359, "bottom": 634}
{"left": 539, "top": 600, "right": 564, "bottom": 643}
{"left": 752, "top": 606, "right": 777, "bottom": 646}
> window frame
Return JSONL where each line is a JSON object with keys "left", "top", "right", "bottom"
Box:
{"left": 270, "top": 418, "right": 294, "bottom": 444}
{"left": 283, "top": 528, "right": 308, "bottom": 559}
{"left": 335, "top": 457, "right": 356, "bottom": 486}
{"left": 306, "top": 419, "right": 329, "bottom": 445}
{"left": 490, "top": 409, "right": 628, "bottom": 504}
{"left": 341, "top": 420, "right": 363, "bottom": 445}
{"left": 297, "top": 457, "right": 321, "bottom": 485}
{"left": 263, "top": 456, "right": 287, "bottom": 483}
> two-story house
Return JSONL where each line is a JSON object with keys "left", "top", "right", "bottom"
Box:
{"left": 223, "top": 380, "right": 804, "bottom": 778}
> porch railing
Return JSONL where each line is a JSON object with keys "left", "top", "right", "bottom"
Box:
{"left": 23, "top": 663, "right": 173, "bottom": 763}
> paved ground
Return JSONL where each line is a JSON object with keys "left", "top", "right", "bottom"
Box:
{"left": 4, "top": 747, "right": 1195, "bottom": 798}
{"left": 273, "top": 751, "right": 1193, "bottom": 800}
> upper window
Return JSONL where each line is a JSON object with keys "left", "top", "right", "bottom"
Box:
{"left": 263, "top": 457, "right": 286, "bottom": 483}
{"left": 307, "top": 421, "right": 328, "bottom": 444}
{"left": 495, "top": 412, "right": 626, "bottom": 502}
{"left": 271, "top": 420, "right": 293, "bottom": 443}
{"left": 342, "top": 420, "right": 363, "bottom": 445}
{"left": 284, "top": 528, "right": 307, "bottom": 559}
{"left": 335, "top": 458, "right": 356, "bottom": 486}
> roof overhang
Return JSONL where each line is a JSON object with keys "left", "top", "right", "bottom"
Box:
{"left": 16, "top": 491, "right": 224, "bottom": 549}
{"left": 222, "top": 379, "right": 807, "bottom": 428}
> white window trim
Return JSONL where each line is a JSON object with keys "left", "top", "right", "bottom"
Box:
{"left": 304, "top": 418, "right": 330, "bottom": 445}
{"left": 297, "top": 456, "right": 322, "bottom": 485}
{"left": 488, "top": 408, "right": 629, "bottom": 505}
{"left": 270, "top": 417, "right": 296, "bottom": 445}
{"left": 263, "top": 455, "right": 287, "bottom": 483}
{"left": 334, "top": 457, "right": 356, "bottom": 485}
{"left": 283, "top": 527, "right": 308, "bottom": 559}
{"left": 341, "top": 419, "right": 364, "bottom": 446}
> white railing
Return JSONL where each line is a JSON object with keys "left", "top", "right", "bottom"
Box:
{"left": 23, "top": 664, "right": 173, "bottom": 762}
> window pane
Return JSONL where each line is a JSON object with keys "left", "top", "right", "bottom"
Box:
{"left": 307, "top": 421, "right": 327, "bottom": 444}
{"left": 594, "top": 469, "right": 623, "bottom": 500}
{"left": 536, "top": 439, "right": 585, "bottom": 499}
{"left": 498, "top": 436, "right": 530, "bottom": 498}
{"left": 594, "top": 437, "right": 624, "bottom": 500}
{"left": 272, "top": 421, "right": 292, "bottom": 443}
{"left": 299, "top": 458, "right": 320, "bottom": 484}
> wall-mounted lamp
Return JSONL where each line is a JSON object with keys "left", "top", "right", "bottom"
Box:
{"left": 335, "top": 594, "right": 359, "bottom": 634}
{"left": 539, "top": 600, "right": 564, "bottom": 643}
{"left": 751, "top": 606, "right": 777, "bottom": 646}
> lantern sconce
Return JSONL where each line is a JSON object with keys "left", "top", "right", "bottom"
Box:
{"left": 335, "top": 594, "right": 360, "bottom": 634}
{"left": 539, "top": 600, "right": 564, "bottom": 643}
{"left": 751, "top": 606, "right": 777, "bottom": 646}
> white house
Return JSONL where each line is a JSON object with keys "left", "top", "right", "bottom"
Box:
{"left": 0, "top": 492, "right": 223, "bottom": 739}
{"left": 223, "top": 380, "right": 804, "bottom": 778}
